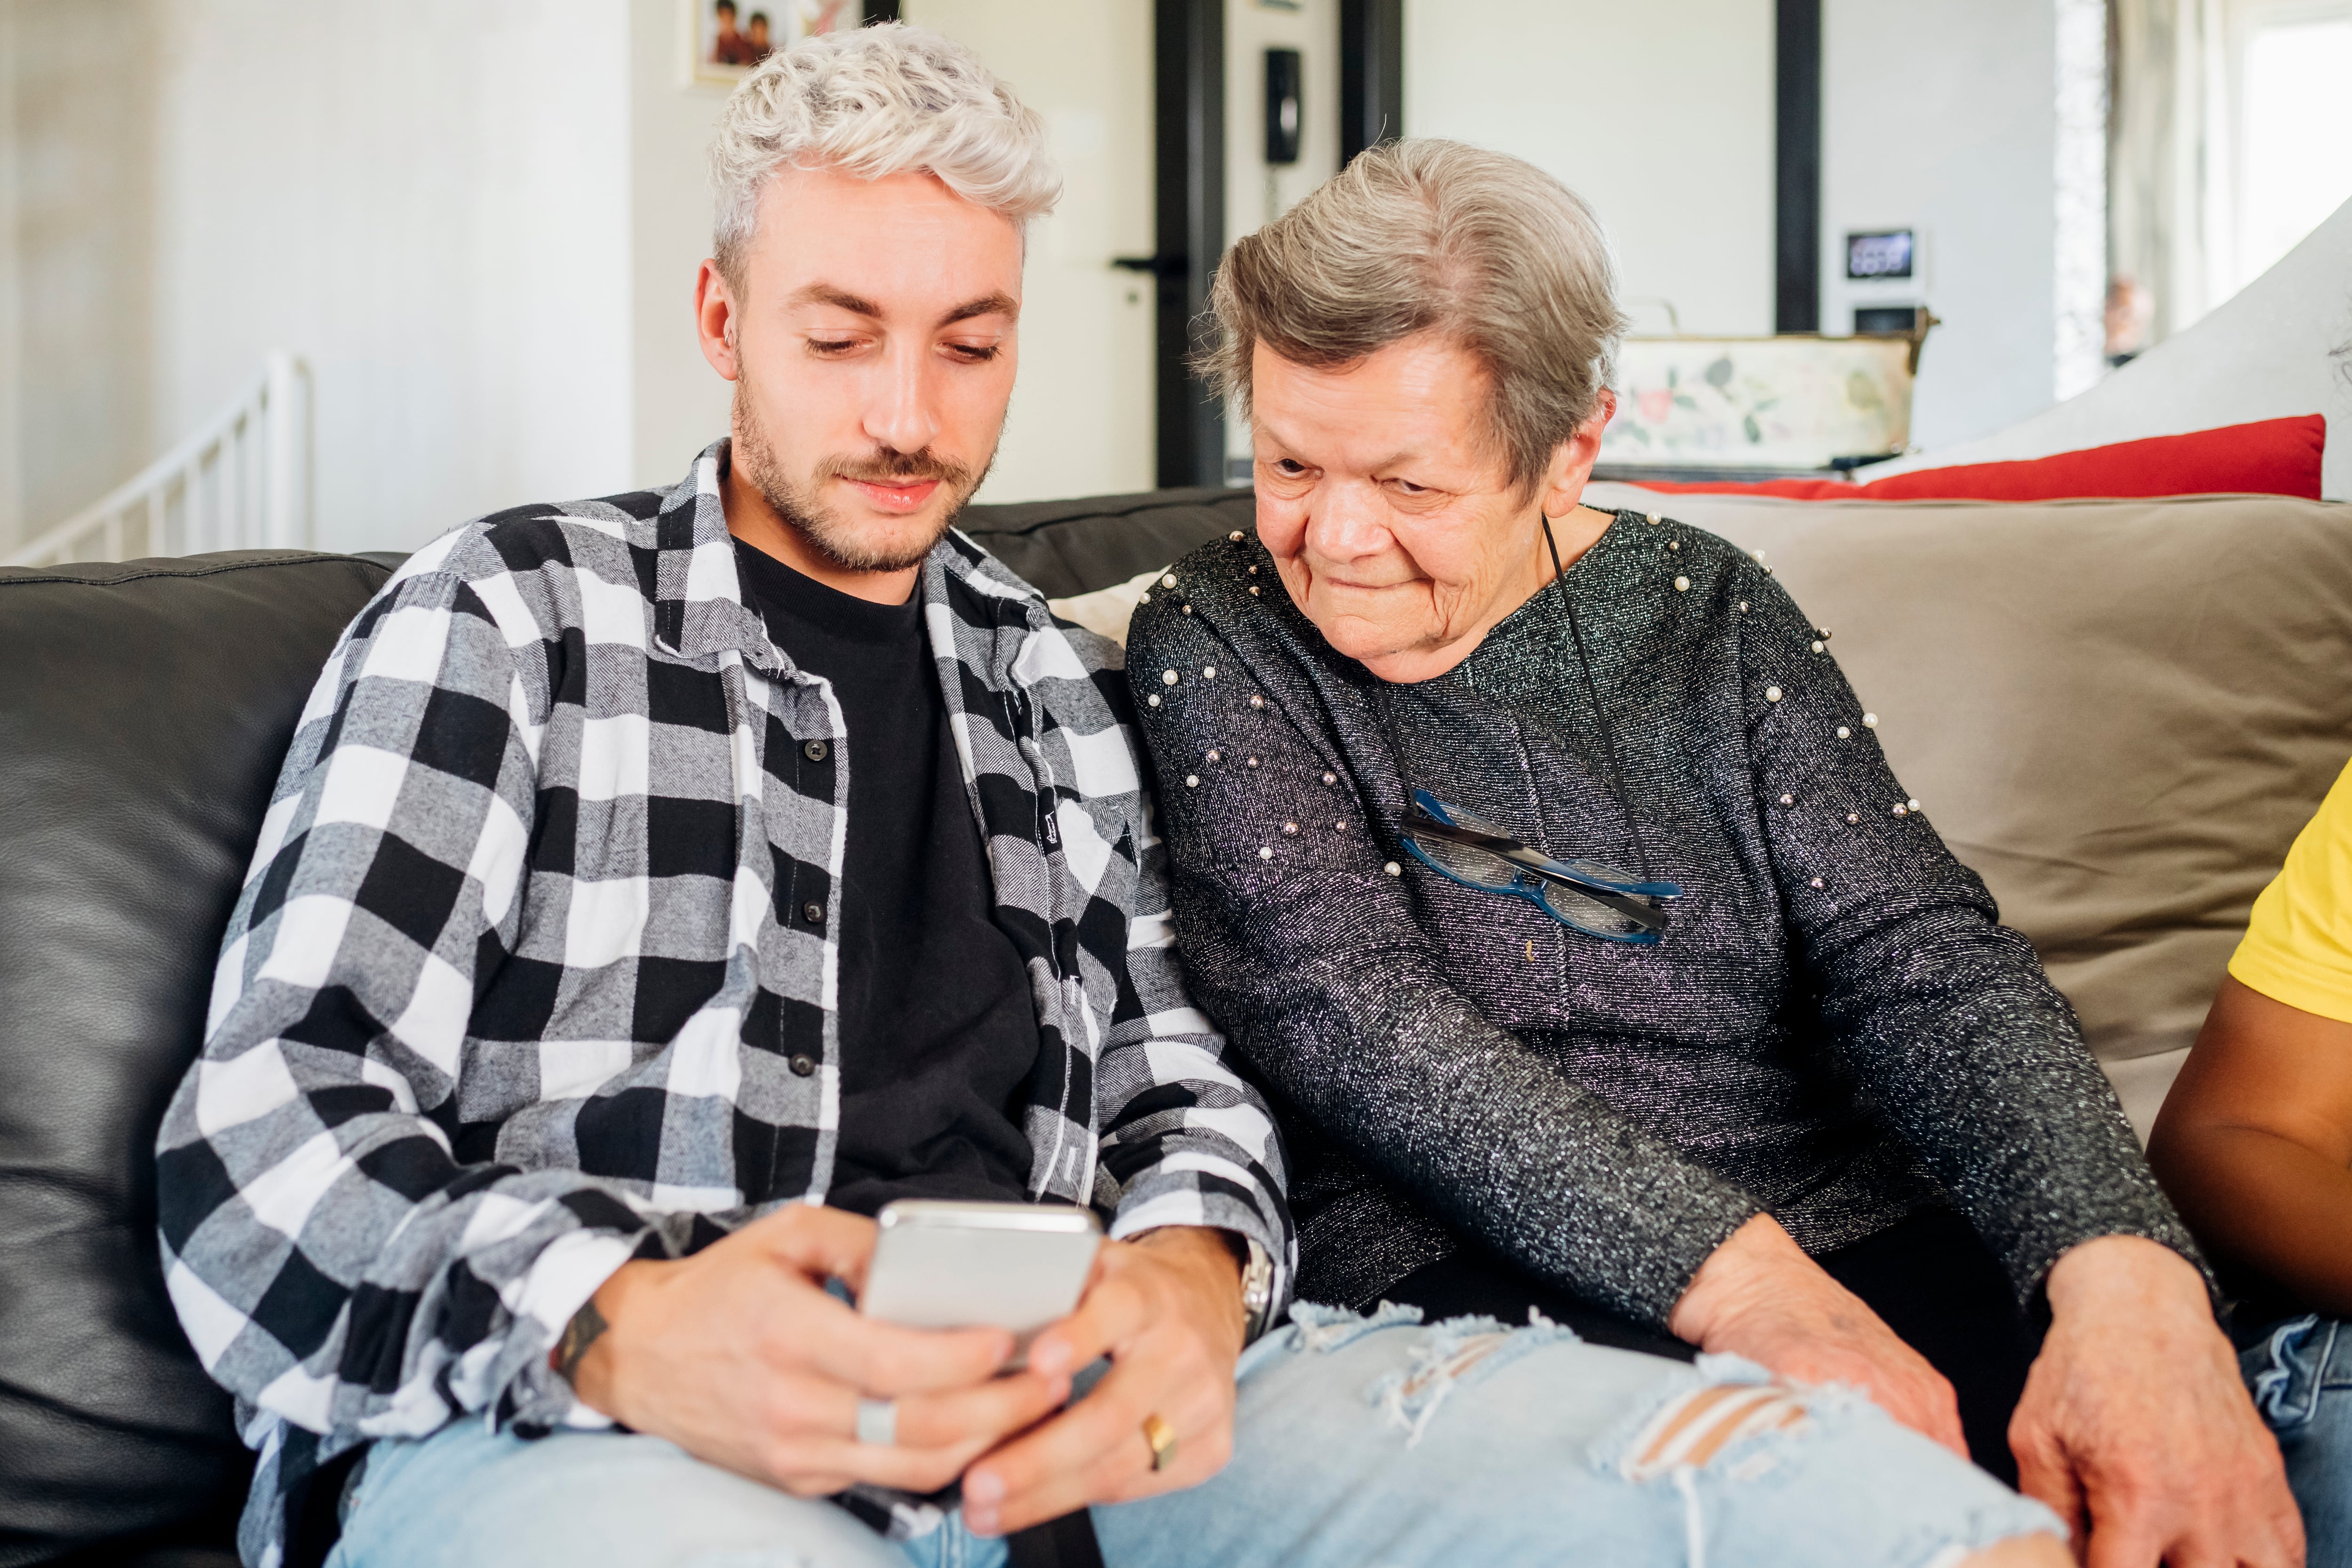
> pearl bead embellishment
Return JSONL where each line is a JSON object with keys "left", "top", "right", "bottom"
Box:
{"left": 1259, "top": 846, "right": 1273, "bottom": 860}
{"left": 1780, "top": 793, "right": 1794, "bottom": 806}
{"left": 1384, "top": 861, "right": 1402, "bottom": 876}
{"left": 1675, "top": 576, "right": 1691, "bottom": 592}
{"left": 1282, "top": 821, "right": 1299, "bottom": 836}
{"left": 1765, "top": 686, "right": 1783, "bottom": 702}
{"left": 1229, "top": 531, "right": 1244, "bottom": 541}
{"left": 1862, "top": 713, "right": 1879, "bottom": 728}
{"left": 1162, "top": 574, "right": 1177, "bottom": 589}
{"left": 1836, "top": 726, "right": 1851, "bottom": 739}
{"left": 1161, "top": 669, "right": 1178, "bottom": 685}
{"left": 1206, "top": 749, "right": 1222, "bottom": 763}
{"left": 1147, "top": 695, "right": 1160, "bottom": 707}
{"left": 1203, "top": 666, "right": 1217, "bottom": 679}
{"left": 1846, "top": 812, "right": 1860, "bottom": 825}
{"left": 1185, "top": 774, "right": 1199, "bottom": 787}
{"left": 1810, "top": 877, "right": 1825, "bottom": 889}
{"left": 1249, "top": 694, "right": 1265, "bottom": 709}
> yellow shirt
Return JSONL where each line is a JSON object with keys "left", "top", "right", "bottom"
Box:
{"left": 2232, "top": 754, "right": 2352, "bottom": 1024}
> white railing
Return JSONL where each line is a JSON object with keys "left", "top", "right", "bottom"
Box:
{"left": 3, "top": 353, "right": 311, "bottom": 569}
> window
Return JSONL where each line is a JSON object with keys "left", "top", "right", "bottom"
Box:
{"left": 2219, "top": 0, "right": 2352, "bottom": 300}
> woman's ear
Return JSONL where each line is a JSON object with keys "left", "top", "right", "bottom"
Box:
{"left": 1540, "top": 389, "right": 1617, "bottom": 518}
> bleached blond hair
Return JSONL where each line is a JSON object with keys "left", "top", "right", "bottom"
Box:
{"left": 709, "top": 23, "right": 1061, "bottom": 289}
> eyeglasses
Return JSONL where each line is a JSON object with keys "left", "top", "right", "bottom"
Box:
{"left": 1400, "top": 789, "right": 1681, "bottom": 944}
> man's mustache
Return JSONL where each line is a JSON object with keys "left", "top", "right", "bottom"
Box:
{"left": 815, "top": 450, "right": 976, "bottom": 490}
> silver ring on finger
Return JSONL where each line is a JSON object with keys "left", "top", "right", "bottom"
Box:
{"left": 856, "top": 1397, "right": 898, "bottom": 1447}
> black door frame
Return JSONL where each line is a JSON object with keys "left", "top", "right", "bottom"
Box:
{"left": 1152, "top": 0, "right": 1227, "bottom": 489}
{"left": 1774, "top": 0, "right": 1823, "bottom": 334}
{"left": 1340, "top": 0, "right": 1403, "bottom": 165}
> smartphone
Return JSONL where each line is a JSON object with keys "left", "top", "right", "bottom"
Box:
{"left": 860, "top": 1200, "right": 1102, "bottom": 1351}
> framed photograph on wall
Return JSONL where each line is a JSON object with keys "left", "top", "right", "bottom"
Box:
{"left": 684, "top": 0, "right": 861, "bottom": 89}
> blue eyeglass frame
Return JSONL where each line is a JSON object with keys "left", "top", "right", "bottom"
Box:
{"left": 1399, "top": 789, "right": 1682, "bottom": 945}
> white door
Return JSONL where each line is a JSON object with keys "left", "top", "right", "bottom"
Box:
{"left": 902, "top": 0, "right": 1157, "bottom": 503}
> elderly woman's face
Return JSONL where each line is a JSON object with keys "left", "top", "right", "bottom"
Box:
{"left": 1250, "top": 334, "right": 1606, "bottom": 684}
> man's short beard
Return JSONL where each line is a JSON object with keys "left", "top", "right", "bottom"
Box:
{"left": 730, "top": 376, "right": 992, "bottom": 574}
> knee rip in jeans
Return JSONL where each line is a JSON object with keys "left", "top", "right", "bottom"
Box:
{"left": 1593, "top": 1358, "right": 1837, "bottom": 1488}
{"left": 1361, "top": 1309, "right": 1581, "bottom": 1447}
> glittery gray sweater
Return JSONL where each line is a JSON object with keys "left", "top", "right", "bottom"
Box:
{"left": 1125, "top": 511, "right": 2200, "bottom": 1328}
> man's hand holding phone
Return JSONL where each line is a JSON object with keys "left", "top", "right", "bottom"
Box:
{"left": 567, "top": 1205, "right": 1072, "bottom": 1500}
{"left": 959, "top": 1226, "right": 1248, "bottom": 1536}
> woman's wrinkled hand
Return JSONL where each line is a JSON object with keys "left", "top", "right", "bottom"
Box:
{"left": 1669, "top": 1212, "right": 1967, "bottom": 1457}
{"left": 2012, "top": 1234, "right": 2301, "bottom": 1568}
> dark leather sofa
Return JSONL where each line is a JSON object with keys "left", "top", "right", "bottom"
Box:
{"left": 0, "top": 487, "right": 1249, "bottom": 1568}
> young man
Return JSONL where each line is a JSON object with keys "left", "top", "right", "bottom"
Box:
{"left": 159, "top": 26, "right": 2071, "bottom": 1568}
{"left": 2154, "top": 753, "right": 2352, "bottom": 1566}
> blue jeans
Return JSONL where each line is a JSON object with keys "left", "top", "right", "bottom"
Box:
{"left": 330, "top": 1304, "right": 2060, "bottom": 1568}
{"left": 2242, "top": 1314, "right": 2352, "bottom": 1568}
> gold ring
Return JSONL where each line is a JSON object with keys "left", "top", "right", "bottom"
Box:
{"left": 1141, "top": 1412, "right": 1178, "bottom": 1472}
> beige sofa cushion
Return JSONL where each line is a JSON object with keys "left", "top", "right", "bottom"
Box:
{"left": 1586, "top": 485, "right": 2352, "bottom": 1135}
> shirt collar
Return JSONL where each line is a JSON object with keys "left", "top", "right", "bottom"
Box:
{"left": 646, "top": 438, "right": 1056, "bottom": 675}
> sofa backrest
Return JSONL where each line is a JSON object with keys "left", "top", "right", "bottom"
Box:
{"left": 958, "top": 486, "right": 1252, "bottom": 599}
{"left": 1585, "top": 485, "right": 2352, "bottom": 1135}
{"left": 0, "top": 552, "right": 392, "bottom": 1566}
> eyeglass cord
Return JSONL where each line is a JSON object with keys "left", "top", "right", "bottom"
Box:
{"left": 1540, "top": 511, "right": 1657, "bottom": 886}
{"left": 1372, "top": 508, "right": 1657, "bottom": 889}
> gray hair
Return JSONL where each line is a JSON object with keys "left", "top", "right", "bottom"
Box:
{"left": 1204, "top": 139, "right": 1630, "bottom": 494}
{"left": 710, "top": 23, "right": 1061, "bottom": 288}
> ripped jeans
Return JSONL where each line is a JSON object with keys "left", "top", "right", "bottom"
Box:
{"left": 2241, "top": 1315, "right": 2352, "bottom": 1568}
{"left": 330, "top": 1303, "right": 2060, "bottom": 1568}
{"left": 1094, "top": 1303, "right": 2058, "bottom": 1568}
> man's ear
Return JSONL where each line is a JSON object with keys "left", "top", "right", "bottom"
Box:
{"left": 1541, "top": 388, "right": 1617, "bottom": 517}
{"left": 695, "top": 260, "right": 742, "bottom": 383}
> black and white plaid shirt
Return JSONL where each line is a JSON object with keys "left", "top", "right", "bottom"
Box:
{"left": 156, "top": 443, "right": 1294, "bottom": 1567}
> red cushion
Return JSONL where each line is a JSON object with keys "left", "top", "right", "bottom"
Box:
{"left": 1626, "top": 414, "right": 2328, "bottom": 502}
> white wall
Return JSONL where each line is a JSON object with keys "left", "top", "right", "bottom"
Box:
{"left": 1225, "top": 0, "right": 1342, "bottom": 470}
{"left": 6, "top": 0, "right": 163, "bottom": 550}
{"left": 1403, "top": 0, "right": 1777, "bottom": 340}
{"left": 902, "top": 0, "right": 1160, "bottom": 503}
{"left": 1820, "top": 0, "right": 2060, "bottom": 449}
{"left": 146, "top": 0, "right": 635, "bottom": 557}
{"left": 630, "top": 0, "right": 736, "bottom": 491}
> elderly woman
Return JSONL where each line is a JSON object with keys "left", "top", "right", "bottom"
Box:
{"left": 1128, "top": 140, "right": 2297, "bottom": 1564}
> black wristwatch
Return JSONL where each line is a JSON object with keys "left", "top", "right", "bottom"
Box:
{"left": 552, "top": 1297, "right": 609, "bottom": 1387}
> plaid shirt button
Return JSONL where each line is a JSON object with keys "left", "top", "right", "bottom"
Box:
{"left": 802, "top": 901, "right": 825, "bottom": 925}
{"left": 804, "top": 739, "right": 830, "bottom": 762}
{"left": 789, "top": 1054, "right": 818, "bottom": 1077}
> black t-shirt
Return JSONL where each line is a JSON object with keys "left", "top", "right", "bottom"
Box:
{"left": 733, "top": 538, "right": 1041, "bottom": 1216}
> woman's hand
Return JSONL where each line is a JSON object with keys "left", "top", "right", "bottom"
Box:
{"left": 2010, "top": 1234, "right": 2301, "bottom": 1568}
{"left": 960, "top": 1227, "right": 1248, "bottom": 1536}
{"left": 1669, "top": 1213, "right": 1967, "bottom": 1456}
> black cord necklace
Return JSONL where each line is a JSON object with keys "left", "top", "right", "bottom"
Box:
{"left": 1541, "top": 509, "right": 1655, "bottom": 884}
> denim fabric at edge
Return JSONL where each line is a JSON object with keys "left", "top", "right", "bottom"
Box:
{"left": 328, "top": 1304, "right": 2060, "bottom": 1568}
{"left": 2242, "top": 1314, "right": 2352, "bottom": 1568}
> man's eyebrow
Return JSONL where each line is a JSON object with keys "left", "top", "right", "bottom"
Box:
{"left": 788, "top": 284, "right": 885, "bottom": 318}
{"left": 939, "top": 292, "right": 1019, "bottom": 327}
